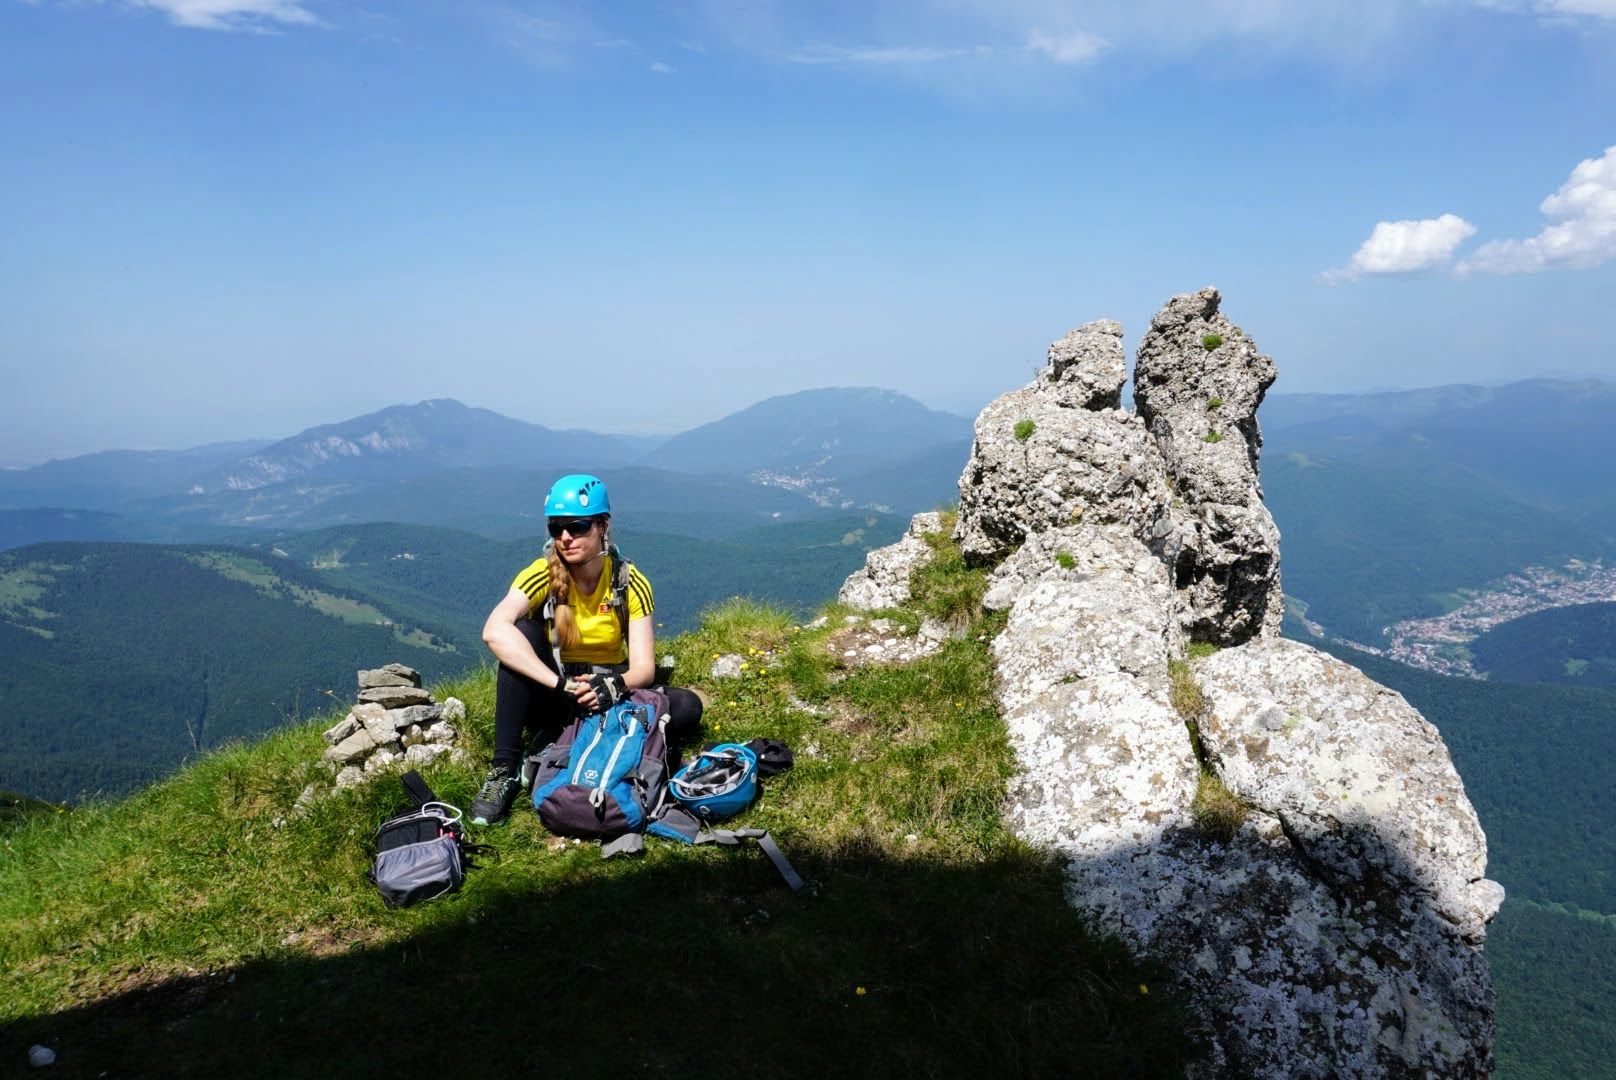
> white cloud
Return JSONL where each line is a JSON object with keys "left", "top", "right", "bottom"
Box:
{"left": 1323, "top": 213, "right": 1477, "bottom": 282}
{"left": 1024, "top": 28, "right": 1107, "bottom": 63}
{"left": 1459, "top": 146, "right": 1616, "bottom": 274}
{"left": 1539, "top": 0, "right": 1616, "bottom": 15}
{"left": 789, "top": 44, "right": 976, "bottom": 64}
{"left": 1474, "top": 0, "right": 1616, "bottom": 19}
{"left": 650, "top": 61, "right": 676, "bottom": 74}
{"left": 128, "top": 0, "right": 319, "bottom": 31}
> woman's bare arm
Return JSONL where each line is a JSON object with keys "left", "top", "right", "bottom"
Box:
{"left": 625, "top": 615, "right": 655, "bottom": 689}
{"left": 481, "top": 588, "right": 563, "bottom": 688}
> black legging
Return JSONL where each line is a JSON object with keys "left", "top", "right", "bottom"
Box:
{"left": 491, "top": 617, "right": 703, "bottom": 769}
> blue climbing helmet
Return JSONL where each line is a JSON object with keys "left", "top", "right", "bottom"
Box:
{"left": 545, "top": 473, "right": 611, "bottom": 518}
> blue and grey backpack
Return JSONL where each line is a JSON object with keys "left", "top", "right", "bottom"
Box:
{"left": 529, "top": 689, "right": 671, "bottom": 853}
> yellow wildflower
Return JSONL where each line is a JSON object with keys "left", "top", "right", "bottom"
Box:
{"left": 1138, "top": 984, "right": 1149, "bottom": 995}
{"left": 855, "top": 986, "right": 867, "bottom": 996}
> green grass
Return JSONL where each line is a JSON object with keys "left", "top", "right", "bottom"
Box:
{"left": 1202, "top": 431, "right": 1224, "bottom": 445}
{"left": 1206, "top": 397, "right": 1224, "bottom": 411}
{"left": 0, "top": 546, "right": 1192, "bottom": 1076}
{"left": 1055, "top": 552, "right": 1077, "bottom": 571}
{"left": 907, "top": 510, "right": 990, "bottom": 629}
{"left": 1190, "top": 772, "right": 1249, "bottom": 842}
{"left": 1169, "top": 655, "right": 1251, "bottom": 842}
{"left": 1200, "top": 333, "right": 1223, "bottom": 351}
{"left": 1014, "top": 419, "right": 1036, "bottom": 442}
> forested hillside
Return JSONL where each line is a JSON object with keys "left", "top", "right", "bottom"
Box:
{"left": 0, "top": 543, "right": 464, "bottom": 803}
{"left": 1470, "top": 601, "right": 1616, "bottom": 687}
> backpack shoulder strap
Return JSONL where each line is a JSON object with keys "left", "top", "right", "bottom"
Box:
{"left": 608, "top": 546, "right": 632, "bottom": 641}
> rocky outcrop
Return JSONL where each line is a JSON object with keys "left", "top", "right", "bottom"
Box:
{"left": 953, "top": 321, "right": 1175, "bottom": 568}
{"left": 1134, "top": 287, "right": 1282, "bottom": 644}
{"left": 842, "top": 288, "right": 1501, "bottom": 1076}
{"left": 838, "top": 511, "right": 944, "bottom": 610}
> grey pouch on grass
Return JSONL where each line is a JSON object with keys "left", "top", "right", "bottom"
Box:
{"left": 370, "top": 801, "right": 466, "bottom": 908}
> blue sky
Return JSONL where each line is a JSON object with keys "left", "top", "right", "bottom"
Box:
{"left": 2, "top": 0, "right": 1614, "bottom": 464}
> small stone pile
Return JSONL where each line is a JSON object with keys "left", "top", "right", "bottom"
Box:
{"left": 319, "top": 663, "right": 469, "bottom": 790}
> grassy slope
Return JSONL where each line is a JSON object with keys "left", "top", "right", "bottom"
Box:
{"left": 0, "top": 542, "right": 1192, "bottom": 1077}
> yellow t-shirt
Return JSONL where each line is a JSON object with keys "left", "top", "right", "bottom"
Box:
{"left": 510, "top": 554, "right": 653, "bottom": 666}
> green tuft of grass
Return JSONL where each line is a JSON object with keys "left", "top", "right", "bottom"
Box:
{"left": 1055, "top": 552, "right": 1077, "bottom": 571}
{"left": 1190, "top": 772, "right": 1249, "bottom": 843}
{"left": 1200, "top": 333, "right": 1223, "bottom": 351}
{"left": 1013, "top": 419, "right": 1036, "bottom": 443}
{"left": 1185, "top": 642, "right": 1220, "bottom": 661}
{"left": 1202, "top": 431, "right": 1223, "bottom": 445}
{"left": 1167, "top": 660, "right": 1207, "bottom": 723}
{"left": 1205, "top": 397, "right": 1223, "bottom": 411}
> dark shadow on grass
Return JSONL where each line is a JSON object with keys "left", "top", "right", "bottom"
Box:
{"left": 6, "top": 844, "right": 1194, "bottom": 1079}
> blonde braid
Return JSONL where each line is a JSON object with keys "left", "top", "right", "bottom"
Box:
{"left": 546, "top": 544, "right": 582, "bottom": 650}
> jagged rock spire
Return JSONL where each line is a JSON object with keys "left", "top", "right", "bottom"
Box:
{"left": 1134, "top": 286, "right": 1283, "bottom": 645}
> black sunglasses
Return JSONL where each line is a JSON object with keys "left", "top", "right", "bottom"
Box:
{"left": 547, "top": 517, "right": 600, "bottom": 539}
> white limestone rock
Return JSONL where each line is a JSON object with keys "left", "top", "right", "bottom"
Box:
{"left": 1003, "top": 672, "right": 1198, "bottom": 857}
{"left": 991, "top": 530, "right": 1177, "bottom": 714}
{"left": 404, "top": 742, "right": 451, "bottom": 767}
{"left": 388, "top": 703, "right": 444, "bottom": 731}
{"left": 322, "top": 727, "right": 377, "bottom": 766}
{"left": 1041, "top": 318, "right": 1127, "bottom": 410}
{"left": 1194, "top": 638, "right": 1502, "bottom": 942}
{"left": 321, "top": 716, "right": 358, "bottom": 746}
{"left": 953, "top": 388, "right": 1173, "bottom": 567}
{"left": 363, "top": 748, "right": 400, "bottom": 774}
{"left": 355, "top": 702, "right": 396, "bottom": 744}
{"left": 710, "top": 654, "right": 745, "bottom": 679}
{"left": 440, "top": 696, "right": 467, "bottom": 724}
{"left": 837, "top": 511, "right": 943, "bottom": 610}
{"left": 1134, "top": 286, "right": 1283, "bottom": 644}
{"left": 334, "top": 766, "right": 365, "bottom": 790}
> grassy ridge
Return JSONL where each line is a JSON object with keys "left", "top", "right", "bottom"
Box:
{"left": 1, "top": 574, "right": 1191, "bottom": 1075}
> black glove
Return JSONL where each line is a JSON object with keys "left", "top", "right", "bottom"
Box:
{"left": 585, "top": 672, "right": 628, "bottom": 711}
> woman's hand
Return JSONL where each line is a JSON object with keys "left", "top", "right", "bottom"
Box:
{"left": 569, "top": 673, "right": 626, "bottom": 713}
{"left": 568, "top": 677, "right": 598, "bottom": 712}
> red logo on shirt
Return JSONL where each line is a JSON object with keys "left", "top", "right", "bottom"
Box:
{"left": 599, "top": 604, "right": 611, "bottom": 613}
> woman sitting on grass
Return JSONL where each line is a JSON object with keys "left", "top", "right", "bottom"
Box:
{"left": 470, "top": 473, "right": 703, "bottom": 826}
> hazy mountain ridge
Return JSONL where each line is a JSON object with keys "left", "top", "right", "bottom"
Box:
{"left": 0, "top": 440, "right": 273, "bottom": 512}
{"left": 212, "top": 399, "right": 651, "bottom": 493}
{"left": 0, "top": 389, "right": 967, "bottom": 541}
{"left": 641, "top": 387, "right": 972, "bottom": 495}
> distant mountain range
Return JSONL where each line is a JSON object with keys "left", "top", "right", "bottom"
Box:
{"left": 0, "top": 388, "right": 973, "bottom": 543}
{"left": 211, "top": 399, "right": 661, "bottom": 493}
{"left": 7, "top": 375, "right": 1616, "bottom": 703}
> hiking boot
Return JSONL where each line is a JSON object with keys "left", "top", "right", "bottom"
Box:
{"left": 469, "top": 765, "right": 521, "bottom": 826}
